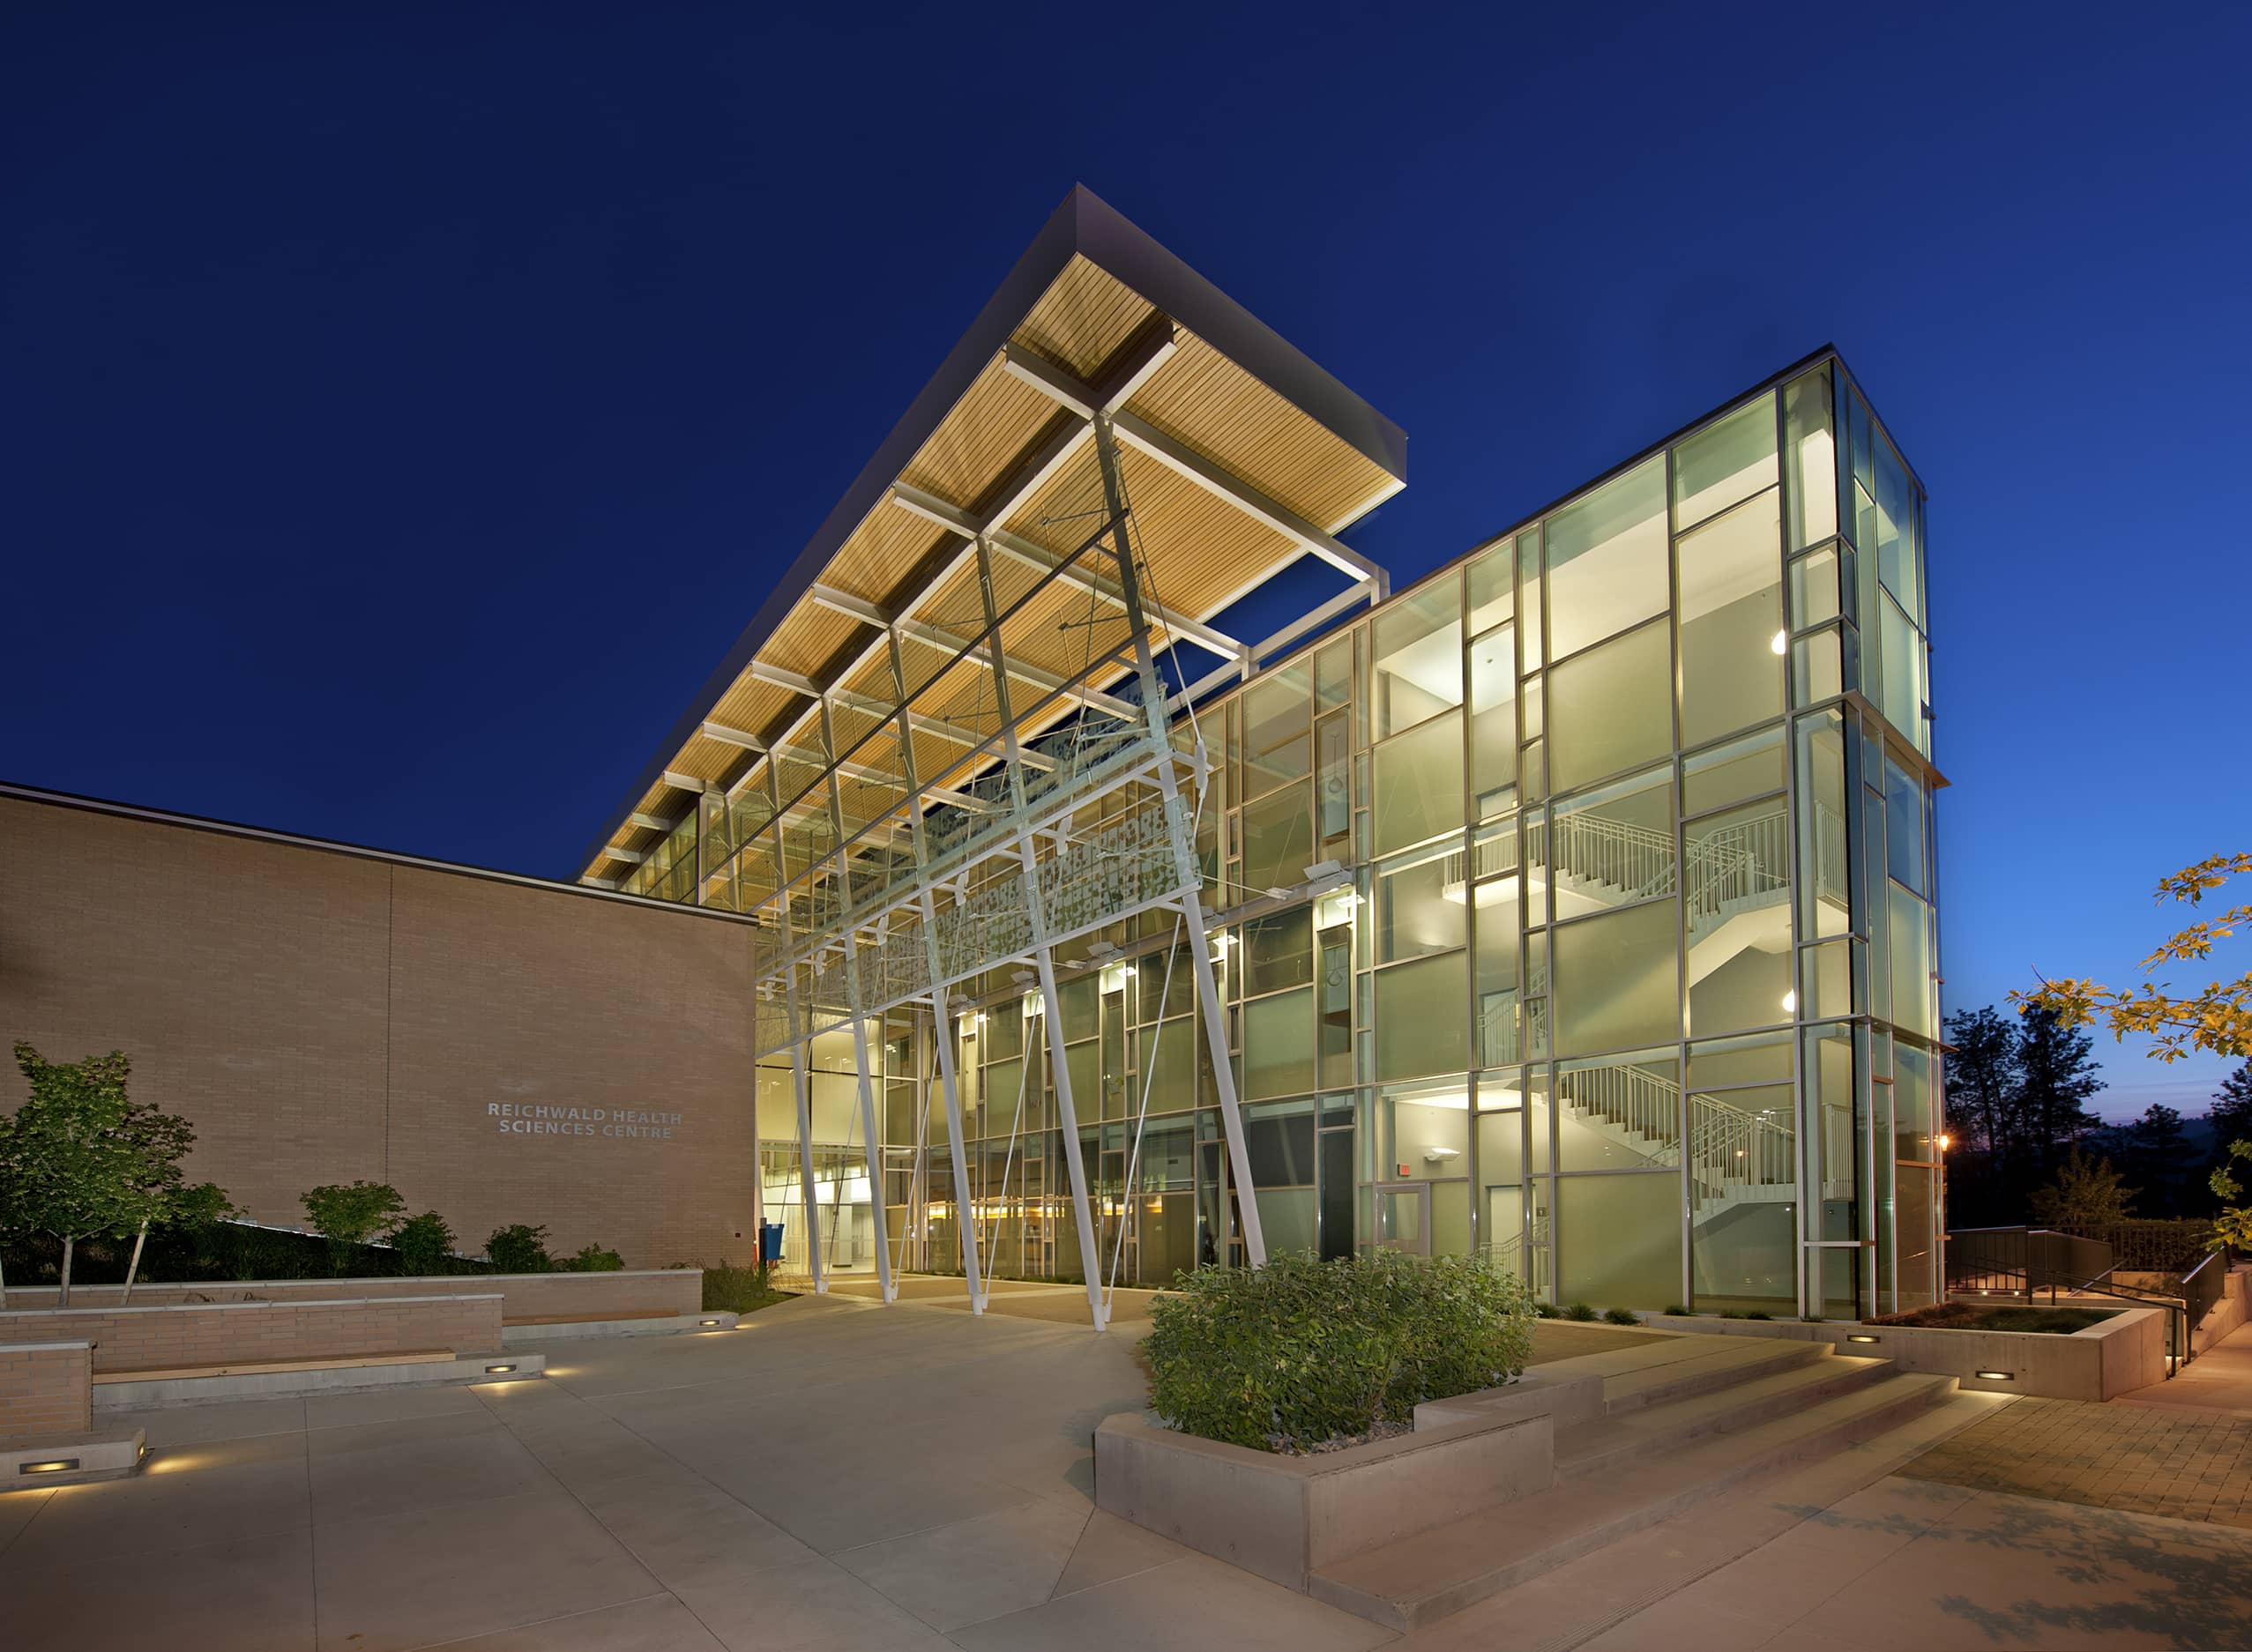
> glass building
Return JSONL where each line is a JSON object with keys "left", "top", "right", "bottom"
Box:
{"left": 581, "top": 189, "right": 1942, "bottom": 1326}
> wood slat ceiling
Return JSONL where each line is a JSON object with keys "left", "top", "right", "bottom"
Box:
{"left": 588, "top": 251, "right": 1395, "bottom": 881}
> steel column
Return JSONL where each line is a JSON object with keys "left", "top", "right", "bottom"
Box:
{"left": 784, "top": 971, "right": 827, "bottom": 1293}
{"left": 845, "top": 937, "right": 896, "bottom": 1304}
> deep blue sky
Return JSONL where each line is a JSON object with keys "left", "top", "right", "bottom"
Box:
{"left": 5, "top": 4, "right": 2245, "bottom": 1120}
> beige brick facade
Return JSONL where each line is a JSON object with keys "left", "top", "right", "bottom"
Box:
{"left": 0, "top": 1341, "right": 92, "bottom": 1443}
{"left": 3, "top": 1269, "right": 703, "bottom": 1321}
{"left": 0, "top": 793, "right": 761, "bottom": 1269}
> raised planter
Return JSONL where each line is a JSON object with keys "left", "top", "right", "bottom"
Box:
{"left": 1641, "top": 1308, "right": 2165, "bottom": 1399}
{"left": 0, "top": 1268, "right": 703, "bottom": 1323}
{"left": 1094, "top": 1366, "right": 1595, "bottom": 1591}
{"left": 0, "top": 1292, "right": 506, "bottom": 1376}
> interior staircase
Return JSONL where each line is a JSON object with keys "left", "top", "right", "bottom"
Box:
{"left": 1306, "top": 1332, "right": 1959, "bottom": 1631}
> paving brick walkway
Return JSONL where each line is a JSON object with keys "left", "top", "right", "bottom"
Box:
{"left": 1900, "top": 1394, "right": 2252, "bottom": 1528}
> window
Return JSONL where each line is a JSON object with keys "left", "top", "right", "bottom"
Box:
{"left": 1676, "top": 487, "right": 1785, "bottom": 747}
{"left": 1375, "top": 846, "right": 1467, "bottom": 964}
{"left": 1242, "top": 785, "right": 1312, "bottom": 897}
{"left": 1372, "top": 580, "right": 1463, "bottom": 737}
{"left": 1242, "top": 666, "right": 1310, "bottom": 800}
{"left": 1551, "top": 899, "right": 1679, "bottom": 1056}
{"left": 1469, "top": 624, "right": 1517, "bottom": 816}
{"left": 1783, "top": 366, "right": 1838, "bottom": 552}
{"left": 1243, "top": 989, "right": 1315, "bottom": 1098}
{"left": 1374, "top": 953, "right": 1470, "bottom": 1080}
{"left": 1674, "top": 395, "right": 1777, "bottom": 530}
{"left": 1547, "top": 456, "right": 1667, "bottom": 659}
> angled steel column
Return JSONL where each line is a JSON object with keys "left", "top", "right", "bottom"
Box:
{"left": 844, "top": 937, "right": 895, "bottom": 1304}
{"left": 917, "top": 900, "right": 987, "bottom": 1312}
{"left": 973, "top": 538, "right": 1107, "bottom": 1328}
{"left": 1092, "top": 413, "right": 1269, "bottom": 1266}
{"left": 783, "top": 970, "right": 828, "bottom": 1293}
{"left": 881, "top": 617, "right": 988, "bottom": 1314}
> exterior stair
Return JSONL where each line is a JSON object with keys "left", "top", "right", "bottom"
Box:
{"left": 1304, "top": 1334, "right": 1957, "bottom": 1632}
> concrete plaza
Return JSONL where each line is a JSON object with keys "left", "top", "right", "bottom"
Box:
{"left": 4, "top": 1293, "right": 2249, "bottom": 1650}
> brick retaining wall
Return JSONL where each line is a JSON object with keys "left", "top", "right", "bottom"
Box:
{"left": 2, "top": 1269, "right": 700, "bottom": 1321}
{"left": 0, "top": 1341, "right": 92, "bottom": 1443}
{"left": 0, "top": 1295, "right": 503, "bottom": 1373}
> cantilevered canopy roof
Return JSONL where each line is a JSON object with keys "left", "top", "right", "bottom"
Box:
{"left": 580, "top": 184, "right": 1406, "bottom": 887}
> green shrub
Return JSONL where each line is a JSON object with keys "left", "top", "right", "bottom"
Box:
{"left": 557, "top": 1243, "right": 623, "bottom": 1272}
{"left": 1533, "top": 1299, "right": 1562, "bottom": 1319}
{"left": 391, "top": 1211, "right": 455, "bottom": 1275}
{"left": 1563, "top": 1301, "right": 1598, "bottom": 1321}
{"left": 301, "top": 1181, "right": 406, "bottom": 1271}
{"left": 1603, "top": 1306, "right": 1639, "bottom": 1325}
{"left": 1663, "top": 1304, "right": 1692, "bottom": 1316}
{"left": 486, "top": 1224, "right": 551, "bottom": 1272}
{"left": 1746, "top": 1310, "right": 1773, "bottom": 1321}
{"left": 1143, "top": 1251, "right": 1536, "bottom": 1452}
{"left": 697, "top": 1260, "right": 787, "bottom": 1314}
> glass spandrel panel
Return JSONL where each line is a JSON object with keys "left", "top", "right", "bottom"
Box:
{"left": 1674, "top": 395, "right": 1778, "bottom": 530}
{"left": 1242, "top": 665, "right": 1311, "bottom": 800}
{"left": 1373, "top": 953, "right": 1471, "bottom": 1081}
{"left": 1547, "top": 620, "right": 1672, "bottom": 793}
{"left": 1547, "top": 456, "right": 1667, "bottom": 659}
{"left": 1888, "top": 884, "right": 1935, "bottom": 1039}
{"left": 1551, "top": 900, "right": 1679, "bottom": 1057}
{"left": 1560, "top": 1173, "right": 1681, "bottom": 1311}
{"left": 1677, "top": 487, "right": 1786, "bottom": 748}
{"left": 1682, "top": 726, "right": 1784, "bottom": 816}
{"left": 1243, "top": 987, "right": 1316, "bottom": 1099}
{"left": 1470, "top": 624, "right": 1517, "bottom": 817}
{"left": 1242, "top": 784, "right": 1313, "bottom": 898}
{"left": 1883, "top": 755, "right": 1926, "bottom": 897}
{"left": 1372, "top": 708, "right": 1465, "bottom": 856}
{"left": 1372, "top": 579, "right": 1464, "bottom": 738}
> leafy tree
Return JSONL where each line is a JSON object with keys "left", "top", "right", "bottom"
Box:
{"left": 2120, "top": 1104, "right": 2202, "bottom": 1219}
{"left": 2016, "top": 1006, "right": 2106, "bottom": 1167}
{"left": 2029, "top": 1147, "right": 2137, "bottom": 1230}
{"left": 391, "top": 1210, "right": 455, "bottom": 1275}
{"left": 2021, "top": 851, "right": 2252, "bottom": 1061}
{"left": 300, "top": 1180, "right": 406, "bottom": 1272}
{"left": 556, "top": 1242, "right": 623, "bottom": 1272}
{"left": 486, "top": 1223, "right": 551, "bottom": 1272}
{"left": 2210, "top": 1140, "right": 2252, "bottom": 1254}
{"left": 114, "top": 1096, "right": 200, "bottom": 1303}
{"left": 8, "top": 1044, "right": 139, "bottom": 1305}
{"left": 1944, "top": 1006, "right": 2022, "bottom": 1165}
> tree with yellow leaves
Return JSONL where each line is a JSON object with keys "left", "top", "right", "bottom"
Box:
{"left": 2018, "top": 852, "right": 2252, "bottom": 1062}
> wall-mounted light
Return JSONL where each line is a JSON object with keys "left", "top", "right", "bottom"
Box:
{"left": 1936, "top": 1134, "right": 1951, "bottom": 1152}
{"left": 483, "top": 1363, "right": 517, "bottom": 1374}
{"left": 20, "top": 1459, "right": 79, "bottom": 1474}
{"left": 1771, "top": 629, "right": 1789, "bottom": 655}
{"left": 1974, "top": 1370, "right": 2014, "bottom": 1381}
{"left": 697, "top": 1318, "right": 721, "bottom": 1327}
{"left": 1846, "top": 1334, "right": 1879, "bottom": 1344}
{"left": 1780, "top": 991, "right": 1796, "bottom": 1014}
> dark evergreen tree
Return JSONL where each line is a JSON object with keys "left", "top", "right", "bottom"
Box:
{"left": 2209, "top": 1063, "right": 2252, "bottom": 1153}
{"left": 1944, "top": 1007, "right": 2021, "bottom": 1164}
{"left": 2120, "top": 1103, "right": 2201, "bottom": 1218}
{"left": 2015, "top": 1005, "right": 2105, "bottom": 1170}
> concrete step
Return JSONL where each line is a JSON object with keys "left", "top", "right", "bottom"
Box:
{"left": 1559, "top": 1352, "right": 1895, "bottom": 1477}
{"left": 1597, "top": 1335, "right": 1827, "bottom": 1415}
{"left": 1306, "top": 1369, "right": 1957, "bottom": 1631}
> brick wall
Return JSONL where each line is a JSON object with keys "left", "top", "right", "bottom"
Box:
{"left": 5, "top": 1269, "right": 703, "bottom": 1321}
{"left": 0, "top": 1296, "right": 504, "bottom": 1373}
{"left": 0, "top": 1341, "right": 92, "bottom": 1443}
{"left": 0, "top": 793, "right": 761, "bottom": 1268}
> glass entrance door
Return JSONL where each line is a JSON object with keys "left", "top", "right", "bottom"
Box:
{"left": 1375, "top": 1182, "right": 1429, "bottom": 1254}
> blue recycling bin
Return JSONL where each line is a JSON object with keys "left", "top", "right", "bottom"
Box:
{"left": 759, "top": 1222, "right": 785, "bottom": 1266}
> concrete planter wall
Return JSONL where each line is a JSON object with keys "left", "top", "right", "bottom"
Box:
{"left": 1644, "top": 1309, "right": 2165, "bottom": 1399}
{"left": 1094, "top": 1367, "right": 1594, "bottom": 1591}
{"left": 0, "top": 1293, "right": 506, "bottom": 1374}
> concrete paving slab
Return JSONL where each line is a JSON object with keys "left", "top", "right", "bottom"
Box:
{"left": 97, "top": 1392, "right": 307, "bottom": 1447}
{"left": 1050, "top": 1508, "right": 1197, "bottom": 1596}
{"left": 0, "top": 1485, "right": 51, "bottom": 1553}
{"left": 302, "top": 1380, "right": 488, "bottom": 1431}
{"left": 577, "top": 1467, "right": 819, "bottom": 1589}
{"left": 406, "top": 1592, "right": 725, "bottom": 1651}
{"left": 0, "top": 1524, "right": 316, "bottom": 1652}
{"left": 314, "top": 1485, "right": 661, "bottom": 1652}
{"left": 833, "top": 1495, "right": 1092, "bottom": 1631}
{"left": 668, "top": 1549, "right": 959, "bottom": 1652}
{"left": 951, "top": 1550, "right": 1398, "bottom": 1652}
{"left": 309, "top": 1413, "right": 554, "bottom": 1524}
{"left": 0, "top": 1427, "right": 309, "bottom": 1567}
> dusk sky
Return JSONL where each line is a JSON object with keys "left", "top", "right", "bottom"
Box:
{"left": 4, "top": 4, "right": 2245, "bottom": 1121}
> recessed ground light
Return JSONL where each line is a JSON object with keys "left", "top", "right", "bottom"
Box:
{"left": 1846, "top": 1334, "right": 1879, "bottom": 1343}
{"left": 1974, "top": 1370, "right": 2013, "bottom": 1381}
{"left": 483, "top": 1363, "right": 517, "bottom": 1374}
{"left": 698, "top": 1318, "right": 720, "bottom": 1326}
{"left": 19, "top": 1459, "right": 78, "bottom": 1475}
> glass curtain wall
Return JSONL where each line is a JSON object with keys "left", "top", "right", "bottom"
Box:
{"left": 732, "top": 353, "right": 1939, "bottom": 1314}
